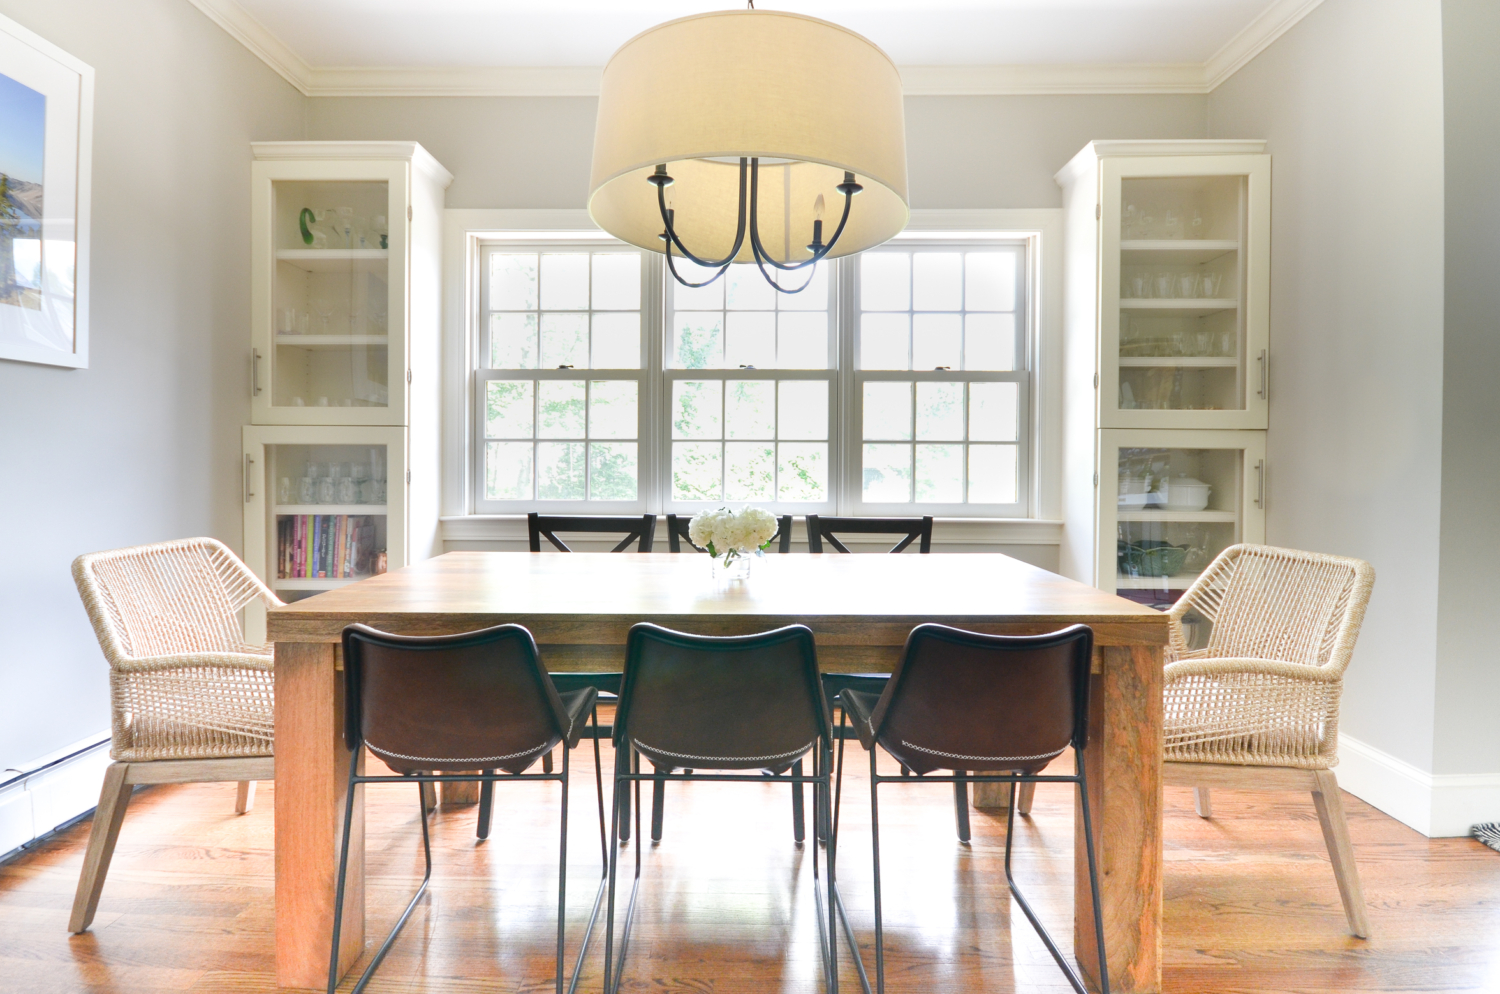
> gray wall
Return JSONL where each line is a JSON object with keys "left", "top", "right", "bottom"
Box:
{"left": 0, "top": 0, "right": 302, "bottom": 773}
{"left": 1208, "top": 0, "right": 1448, "bottom": 771}
{"left": 305, "top": 94, "right": 1209, "bottom": 209}
{"left": 1434, "top": 0, "right": 1500, "bottom": 778}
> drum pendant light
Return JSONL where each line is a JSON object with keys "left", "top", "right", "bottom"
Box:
{"left": 588, "top": 6, "right": 909, "bottom": 293}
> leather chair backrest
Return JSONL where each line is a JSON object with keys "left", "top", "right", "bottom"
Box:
{"left": 343, "top": 623, "right": 571, "bottom": 774}
{"left": 870, "top": 624, "right": 1093, "bottom": 774}
{"left": 616, "top": 623, "right": 830, "bottom": 771}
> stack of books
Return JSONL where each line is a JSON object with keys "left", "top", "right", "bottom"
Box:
{"left": 277, "top": 514, "right": 382, "bottom": 579}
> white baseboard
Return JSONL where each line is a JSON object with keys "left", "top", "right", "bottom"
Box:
{"left": 0, "top": 735, "right": 112, "bottom": 859}
{"left": 1336, "top": 734, "right": 1500, "bottom": 838}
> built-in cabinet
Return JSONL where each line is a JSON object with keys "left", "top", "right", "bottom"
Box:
{"left": 1058, "top": 141, "right": 1269, "bottom": 607}
{"left": 242, "top": 142, "right": 451, "bottom": 637}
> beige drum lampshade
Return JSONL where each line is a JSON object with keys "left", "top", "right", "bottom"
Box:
{"left": 588, "top": 9, "right": 909, "bottom": 266}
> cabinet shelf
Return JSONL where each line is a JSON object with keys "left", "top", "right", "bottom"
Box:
{"left": 1116, "top": 571, "right": 1203, "bottom": 590}
{"left": 1120, "top": 299, "right": 1238, "bottom": 316}
{"left": 275, "top": 334, "right": 389, "bottom": 349}
{"left": 275, "top": 249, "right": 389, "bottom": 273}
{"left": 1118, "top": 356, "right": 1239, "bottom": 367}
{"left": 276, "top": 504, "right": 388, "bottom": 515}
{"left": 1120, "top": 239, "right": 1239, "bottom": 263}
{"left": 1116, "top": 509, "right": 1237, "bottom": 523}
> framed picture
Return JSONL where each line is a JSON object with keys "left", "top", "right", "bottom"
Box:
{"left": 0, "top": 13, "right": 92, "bottom": 368}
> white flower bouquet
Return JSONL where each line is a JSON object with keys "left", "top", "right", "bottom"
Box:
{"left": 688, "top": 506, "right": 779, "bottom": 576}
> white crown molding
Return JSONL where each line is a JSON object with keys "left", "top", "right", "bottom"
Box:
{"left": 188, "top": 0, "right": 1325, "bottom": 98}
{"left": 899, "top": 63, "right": 1207, "bottom": 96}
{"left": 1203, "top": 0, "right": 1326, "bottom": 90}
{"left": 185, "top": 0, "right": 312, "bottom": 95}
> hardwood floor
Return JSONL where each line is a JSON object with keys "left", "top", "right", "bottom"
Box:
{"left": 2, "top": 735, "right": 1497, "bottom": 993}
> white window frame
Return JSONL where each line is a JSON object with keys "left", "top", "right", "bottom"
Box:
{"left": 472, "top": 237, "right": 661, "bottom": 515}
{"left": 445, "top": 209, "right": 1063, "bottom": 525}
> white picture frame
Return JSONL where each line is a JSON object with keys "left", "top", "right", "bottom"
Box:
{"left": 0, "top": 13, "right": 92, "bottom": 369}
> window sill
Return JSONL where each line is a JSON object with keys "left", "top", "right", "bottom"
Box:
{"left": 440, "top": 515, "right": 1062, "bottom": 548}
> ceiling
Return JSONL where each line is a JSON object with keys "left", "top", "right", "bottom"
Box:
{"left": 188, "top": 0, "right": 1324, "bottom": 95}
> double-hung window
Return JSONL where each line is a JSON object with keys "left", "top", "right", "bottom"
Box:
{"left": 473, "top": 233, "right": 1033, "bottom": 517}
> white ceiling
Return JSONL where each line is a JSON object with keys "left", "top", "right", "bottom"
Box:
{"left": 232, "top": 0, "right": 1273, "bottom": 68}
{"left": 189, "top": 0, "right": 1325, "bottom": 95}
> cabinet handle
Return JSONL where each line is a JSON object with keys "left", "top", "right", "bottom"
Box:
{"left": 1257, "top": 349, "right": 1267, "bottom": 399}
{"left": 1254, "top": 458, "right": 1265, "bottom": 509}
{"left": 251, "top": 348, "right": 263, "bottom": 396}
{"left": 244, "top": 454, "right": 255, "bottom": 503}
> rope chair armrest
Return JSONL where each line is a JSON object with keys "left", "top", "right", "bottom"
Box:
{"left": 111, "top": 650, "right": 275, "bottom": 675}
{"left": 1165, "top": 656, "right": 1341, "bottom": 684}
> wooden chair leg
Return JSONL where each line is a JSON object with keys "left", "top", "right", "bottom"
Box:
{"left": 1016, "top": 781, "right": 1036, "bottom": 816}
{"left": 235, "top": 780, "right": 256, "bottom": 814}
{"left": 1311, "top": 769, "right": 1370, "bottom": 938}
{"left": 1192, "top": 786, "right": 1213, "bottom": 818}
{"left": 69, "top": 763, "right": 134, "bottom": 933}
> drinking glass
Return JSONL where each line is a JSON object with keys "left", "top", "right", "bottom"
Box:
{"left": 1163, "top": 209, "right": 1182, "bottom": 240}
{"left": 1129, "top": 273, "right": 1148, "bottom": 299}
{"left": 1153, "top": 272, "right": 1174, "bottom": 299}
{"left": 277, "top": 477, "right": 292, "bottom": 504}
{"left": 337, "top": 464, "right": 358, "bottom": 504}
{"left": 298, "top": 476, "right": 315, "bottom": 504}
{"left": 1217, "top": 329, "right": 1236, "bottom": 357}
{"left": 1194, "top": 330, "right": 1212, "bottom": 356}
{"left": 1200, "top": 272, "right": 1223, "bottom": 298}
{"left": 1177, "top": 273, "right": 1200, "bottom": 299}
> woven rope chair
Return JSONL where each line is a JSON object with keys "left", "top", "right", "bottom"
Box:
{"left": 67, "top": 537, "right": 281, "bottom": 933}
{"left": 1163, "top": 543, "right": 1375, "bottom": 937}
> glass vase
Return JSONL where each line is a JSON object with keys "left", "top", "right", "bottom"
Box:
{"left": 711, "top": 551, "right": 753, "bottom": 581}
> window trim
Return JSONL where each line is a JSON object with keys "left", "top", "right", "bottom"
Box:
{"left": 443, "top": 208, "right": 1064, "bottom": 525}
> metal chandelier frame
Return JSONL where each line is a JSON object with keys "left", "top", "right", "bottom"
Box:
{"left": 650, "top": 157, "right": 863, "bottom": 294}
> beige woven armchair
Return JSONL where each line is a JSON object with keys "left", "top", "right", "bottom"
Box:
{"left": 68, "top": 537, "right": 281, "bottom": 933}
{"left": 1163, "top": 543, "right": 1375, "bottom": 937}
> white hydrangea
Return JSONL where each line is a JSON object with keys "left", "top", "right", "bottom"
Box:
{"left": 688, "top": 506, "right": 778, "bottom": 557}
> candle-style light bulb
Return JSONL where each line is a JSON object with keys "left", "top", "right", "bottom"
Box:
{"left": 809, "top": 193, "right": 826, "bottom": 254}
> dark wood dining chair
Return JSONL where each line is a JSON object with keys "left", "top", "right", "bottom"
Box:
{"left": 665, "top": 513, "right": 793, "bottom": 554}
{"left": 332, "top": 623, "right": 607, "bottom": 994}
{"left": 806, "top": 515, "right": 933, "bottom": 553}
{"left": 604, "top": 622, "right": 839, "bottom": 994}
{"left": 835, "top": 622, "right": 1105, "bottom": 994}
{"left": 527, "top": 512, "right": 656, "bottom": 552}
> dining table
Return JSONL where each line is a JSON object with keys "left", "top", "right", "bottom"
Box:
{"left": 266, "top": 550, "right": 1168, "bottom": 993}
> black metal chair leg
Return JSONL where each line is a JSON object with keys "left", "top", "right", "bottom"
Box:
{"left": 791, "top": 759, "right": 806, "bottom": 844}
{"left": 619, "top": 747, "right": 633, "bottom": 844}
{"left": 325, "top": 761, "right": 359, "bottom": 994}
{"left": 953, "top": 771, "right": 971, "bottom": 843}
{"left": 651, "top": 763, "right": 667, "bottom": 843}
{"left": 339, "top": 780, "right": 435, "bottom": 994}
{"left": 543, "top": 750, "right": 554, "bottom": 774}
{"left": 869, "top": 749, "right": 886, "bottom": 994}
{"left": 554, "top": 749, "right": 569, "bottom": 994}
{"left": 477, "top": 770, "right": 495, "bottom": 840}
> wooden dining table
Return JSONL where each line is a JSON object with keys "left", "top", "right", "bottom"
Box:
{"left": 267, "top": 550, "right": 1168, "bottom": 993}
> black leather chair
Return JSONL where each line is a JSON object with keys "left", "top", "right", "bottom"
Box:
{"left": 332, "top": 624, "right": 607, "bottom": 994}
{"left": 604, "top": 622, "right": 840, "bottom": 994}
{"left": 665, "top": 512, "right": 793, "bottom": 554}
{"left": 528, "top": 512, "right": 656, "bottom": 552}
{"left": 806, "top": 515, "right": 932, "bottom": 554}
{"left": 836, "top": 623, "right": 1107, "bottom": 994}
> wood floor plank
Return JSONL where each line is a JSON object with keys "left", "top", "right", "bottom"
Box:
{"left": 1, "top": 744, "right": 1498, "bottom": 993}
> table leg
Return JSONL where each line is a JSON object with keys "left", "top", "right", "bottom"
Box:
{"left": 275, "top": 642, "right": 364, "bottom": 988}
{"left": 1074, "top": 644, "right": 1163, "bottom": 994}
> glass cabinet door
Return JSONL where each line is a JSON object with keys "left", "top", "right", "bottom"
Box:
{"left": 1099, "top": 429, "right": 1266, "bottom": 609}
{"left": 251, "top": 162, "right": 408, "bottom": 426}
{"left": 1100, "top": 156, "right": 1269, "bottom": 430}
{"left": 242, "top": 426, "right": 407, "bottom": 642}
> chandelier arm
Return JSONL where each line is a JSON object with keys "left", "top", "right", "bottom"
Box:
{"left": 749, "top": 245, "right": 820, "bottom": 294}
{"left": 657, "top": 158, "right": 749, "bottom": 270}
{"left": 747, "top": 158, "right": 854, "bottom": 272}
{"left": 665, "top": 238, "right": 731, "bottom": 288}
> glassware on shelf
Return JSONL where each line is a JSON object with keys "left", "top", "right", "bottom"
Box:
{"left": 316, "top": 465, "right": 336, "bottom": 504}
{"left": 1162, "top": 209, "right": 1182, "bottom": 240}
{"left": 1153, "top": 272, "right": 1173, "bottom": 299}
{"left": 337, "top": 463, "right": 359, "bottom": 504}
{"left": 1189, "top": 208, "right": 1204, "bottom": 236}
{"left": 1177, "top": 273, "right": 1199, "bottom": 299}
{"left": 1200, "top": 272, "right": 1223, "bottom": 298}
{"left": 277, "top": 477, "right": 292, "bottom": 504}
{"left": 1128, "top": 273, "right": 1148, "bottom": 299}
{"left": 373, "top": 215, "right": 389, "bottom": 250}
{"left": 298, "top": 474, "right": 316, "bottom": 504}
